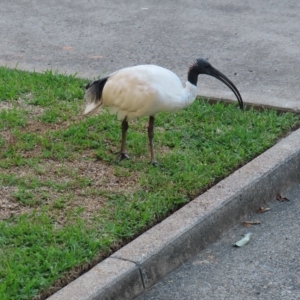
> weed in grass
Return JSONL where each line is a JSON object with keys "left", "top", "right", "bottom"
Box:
{"left": 0, "top": 107, "right": 28, "bottom": 129}
{"left": 52, "top": 198, "right": 67, "bottom": 209}
{"left": 39, "top": 108, "right": 61, "bottom": 123}
{"left": 13, "top": 187, "right": 42, "bottom": 207}
{"left": 14, "top": 131, "right": 38, "bottom": 151}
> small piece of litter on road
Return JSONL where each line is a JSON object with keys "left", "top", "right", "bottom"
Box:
{"left": 257, "top": 207, "right": 270, "bottom": 213}
{"left": 242, "top": 221, "right": 261, "bottom": 227}
{"left": 62, "top": 46, "right": 74, "bottom": 51}
{"left": 90, "top": 55, "right": 104, "bottom": 59}
{"left": 276, "top": 194, "right": 290, "bottom": 202}
{"left": 234, "top": 233, "right": 252, "bottom": 247}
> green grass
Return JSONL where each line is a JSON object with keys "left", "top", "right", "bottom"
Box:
{"left": 0, "top": 66, "right": 299, "bottom": 300}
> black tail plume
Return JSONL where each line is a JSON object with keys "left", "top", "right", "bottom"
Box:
{"left": 84, "top": 77, "right": 109, "bottom": 114}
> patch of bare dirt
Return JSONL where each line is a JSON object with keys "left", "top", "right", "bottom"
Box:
{"left": 0, "top": 101, "right": 141, "bottom": 222}
{"left": 0, "top": 186, "right": 32, "bottom": 219}
{"left": 0, "top": 98, "right": 85, "bottom": 133}
{"left": 0, "top": 157, "right": 141, "bottom": 223}
{"left": 0, "top": 98, "right": 45, "bottom": 117}
{"left": 0, "top": 129, "right": 18, "bottom": 144}
{"left": 23, "top": 121, "right": 61, "bottom": 133}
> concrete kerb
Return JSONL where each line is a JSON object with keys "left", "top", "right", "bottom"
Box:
{"left": 48, "top": 119, "right": 300, "bottom": 300}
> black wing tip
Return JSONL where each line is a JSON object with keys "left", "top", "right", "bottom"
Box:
{"left": 84, "top": 77, "right": 110, "bottom": 104}
{"left": 85, "top": 77, "right": 109, "bottom": 90}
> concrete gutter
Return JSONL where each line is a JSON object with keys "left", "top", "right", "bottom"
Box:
{"left": 48, "top": 122, "right": 300, "bottom": 300}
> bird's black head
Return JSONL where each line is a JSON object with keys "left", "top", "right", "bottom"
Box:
{"left": 188, "top": 58, "right": 243, "bottom": 110}
{"left": 191, "top": 59, "right": 214, "bottom": 76}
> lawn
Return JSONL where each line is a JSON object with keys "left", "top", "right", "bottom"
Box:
{"left": 0, "top": 67, "right": 299, "bottom": 300}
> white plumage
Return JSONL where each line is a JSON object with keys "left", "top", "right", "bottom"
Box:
{"left": 84, "top": 59, "right": 243, "bottom": 164}
{"left": 85, "top": 65, "right": 198, "bottom": 119}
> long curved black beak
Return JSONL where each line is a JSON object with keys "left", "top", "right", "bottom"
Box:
{"left": 210, "top": 68, "right": 244, "bottom": 110}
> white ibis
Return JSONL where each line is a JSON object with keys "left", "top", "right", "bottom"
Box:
{"left": 84, "top": 59, "right": 243, "bottom": 164}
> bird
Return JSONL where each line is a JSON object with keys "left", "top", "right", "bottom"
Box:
{"left": 84, "top": 58, "right": 243, "bottom": 165}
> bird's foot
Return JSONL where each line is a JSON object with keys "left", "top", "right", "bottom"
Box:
{"left": 118, "top": 153, "right": 130, "bottom": 162}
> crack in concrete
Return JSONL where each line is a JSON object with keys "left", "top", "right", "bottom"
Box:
{"left": 111, "top": 256, "right": 146, "bottom": 289}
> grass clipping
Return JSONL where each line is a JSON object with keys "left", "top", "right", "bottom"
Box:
{"left": 0, "top": 67, "right": 299, "bottom": 300}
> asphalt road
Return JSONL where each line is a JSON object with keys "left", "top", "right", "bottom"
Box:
{"left": 138, "top": 184, "right": 300, "bottom": 300}
{"left": 1, "top": 0, "right": 300, "bottom": 110}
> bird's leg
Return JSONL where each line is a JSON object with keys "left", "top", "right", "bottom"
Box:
{"left": 119, "top": 118, "right": 130, "bottom": 161}
{"left": 148, "top": 116, "right": 158, "bottom": 166}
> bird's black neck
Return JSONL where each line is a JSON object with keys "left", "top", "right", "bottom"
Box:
{"left": 187, "top": 64, "right": 199, "bottom": 86}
